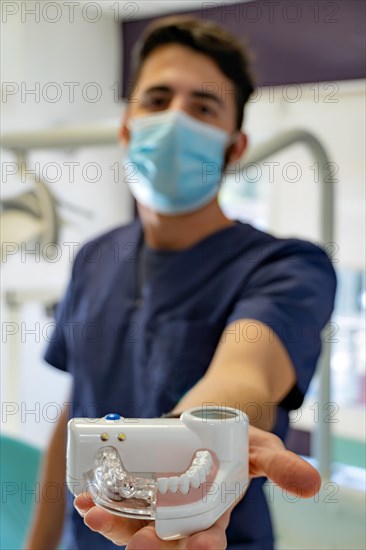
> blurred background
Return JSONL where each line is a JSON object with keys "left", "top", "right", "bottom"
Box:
{"left": 1, "top": 1, "right": 365, "bottom": 548}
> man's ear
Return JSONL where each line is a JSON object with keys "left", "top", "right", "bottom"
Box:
{"left": 227, "top": 132, "right": 248, "bottom": 164}
{"left": 119, "top": 114, "right": 130, "bottom": 145}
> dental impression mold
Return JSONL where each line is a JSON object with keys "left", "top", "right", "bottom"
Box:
{"left": 67, "top": 406, "right": 248, "bottom": 540}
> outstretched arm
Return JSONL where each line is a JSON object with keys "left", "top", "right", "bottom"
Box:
{"left": 168, "top": 320, "right": 297, "bottom": 431}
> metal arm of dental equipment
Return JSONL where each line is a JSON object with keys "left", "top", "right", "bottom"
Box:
{"left": 238, "top": 128, "right": 335, "bottom": 480}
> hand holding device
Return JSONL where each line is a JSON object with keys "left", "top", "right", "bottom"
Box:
{"left": 67, "top": 406, "right": 248, "bottom": 540}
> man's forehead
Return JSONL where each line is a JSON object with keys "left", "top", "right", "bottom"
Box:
{"left": 135, "top": 44, "right": 235, "bottom": 95}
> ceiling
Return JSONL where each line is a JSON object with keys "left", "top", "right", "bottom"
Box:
{"left": 78, "top": 0, "right": 252, "bottom": 20}
{"left": 121, "top": 0, "right": 365, "bottom": 91}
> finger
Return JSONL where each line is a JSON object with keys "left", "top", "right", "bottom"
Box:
{"left": 249, "top": 427, "right": 320, "bottom": 497}
{"left": 256, "top": 449, "right": 321, "bottom": 498}
{"left": 74, "top": 493, "right": 96, "bottom": 517}
{"left": 127, "top": 525, "right": 187, "bottom": 550}
{"left": 185, "top": 509, "right": 230, "bottom": 550}
{"left": 186, "top": 522, "right": 228, "bottom": 550}
{"left": 127, "top": 508, "right": 232, "bottom": 550}
{"left": 82, "top": 505, "right": 148, "bottom": 546}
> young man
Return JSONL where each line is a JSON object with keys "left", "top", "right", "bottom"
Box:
{"left": 26, "top": 16, "right": 336, "bottom": 550}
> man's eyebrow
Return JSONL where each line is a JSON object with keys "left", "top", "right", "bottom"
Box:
{"left": 142, "top": 85, "right": 172, "bottom": 95}
{"left": 191, "top": 90, "right": 224, "bottom": 107}
{"left": 142, "top": 86, "right": 224, "bottom": 107}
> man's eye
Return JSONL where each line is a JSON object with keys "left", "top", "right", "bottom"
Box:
{"left": 146, "top": 96, "right": 168, "bottom": 108}
{"left": 197, "top": 103, "right": 216, "bottom": 116}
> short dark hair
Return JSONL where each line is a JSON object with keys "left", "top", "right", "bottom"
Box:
{"left": 130, "top": 15, "right": 255, "bottom": 130}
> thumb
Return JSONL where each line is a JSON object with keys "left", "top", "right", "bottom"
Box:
{"left": 249, "top": 426, "right": 321, "bottom": 498}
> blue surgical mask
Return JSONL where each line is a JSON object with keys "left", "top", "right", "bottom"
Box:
{"left": 125, "top": 110, "right": 231, "bottom": 215}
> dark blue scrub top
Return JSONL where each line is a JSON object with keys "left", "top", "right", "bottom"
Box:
{"left": 45, "top": 218, "right": 336, "bottom": 550}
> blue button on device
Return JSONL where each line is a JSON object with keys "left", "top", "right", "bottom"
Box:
{"left": 105, "top": 413, "right": 121, "bottom": 421}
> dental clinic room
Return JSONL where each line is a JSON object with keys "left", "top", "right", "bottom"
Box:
{"left": 1, "top": 1, "right": 365, "bottom": 549}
